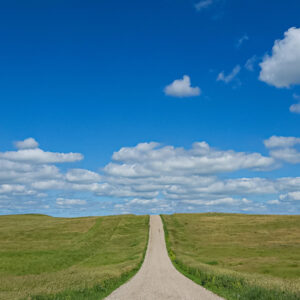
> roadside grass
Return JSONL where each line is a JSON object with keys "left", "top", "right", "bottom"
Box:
{"left": 0, "top": 214, "right": 149, "bottom": 300}
{"left": 161, "top": 213, "right": 300, "bottom": 299}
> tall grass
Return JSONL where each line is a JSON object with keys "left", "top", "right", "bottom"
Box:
{"left": 0, "top": 214, "right": 149, "bottom": 300}
{"left": 161, "top": 213, "right": 300, "bottom": 300}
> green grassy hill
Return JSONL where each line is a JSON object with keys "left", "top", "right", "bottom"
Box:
{"left": 0, "top": 214, "right": 149, "bottom": 300}
{"left": 162, "top": 213, "right": 300, "bottom": 299}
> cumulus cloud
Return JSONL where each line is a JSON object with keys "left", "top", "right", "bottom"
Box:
{"left": 32, "top": 180, "right": 67, "bottom": 190}
{"left": 66, "top": 169, "right": 101, "bottom": 183}
{"left": 264, "top": 136, "right": 300, "bottom": 164}
{"left": 0, "top": 184, "right": 35, "bottom": 195}
{"left": 279, "top": 192, "right": 300, "bottom": 201}
{"left": 0, "top": 139, "right": 86, "bottom": 209}
{"left": 217, "top": 65, "right": 241, "bottom": 83}
{"left": 264, "top": 136, "right": 300, "bottom": 148}
{"left": 277, "top": 177, "right": 300, "bottom": 190}
{"left": 128, "top": 198, "right": 159, "bottom": 205}
{"left": 0, "top": 148, "right": 83, "bottom": 164}
{"left": 164, "top": 75, "right": 201, "bottom": 97}
{"left": 115, "top": 198, "right": 173, "bottom": 214}
{"left": 106, "top": 142, "right": 274, "bottom": 178}
{"left": 98, "top": 143, "right": 279, "bottom": 208}
{"left": 267, "top": 199, "right": 280, "bottom": 205}
{"left": 269, "top": 148, "right": 300, "bottom": 164}
{"left": 288, "top": 192, "right": 300, "bottom": 201}
{"left": 96, "top": 140, "right": 300, "bottom": 212}
{"left": 163, "top": 178, "right": 278, "bottom": 204}
{"left": 183, "top": 197, "right": 240, "bottom": 206}
{"left": 195, "top": 0, "right": 213, "bottom": 11}
{"left": 56, "top": 197, "right": 87, "bottom": 206}
{"left": 15, "top": 138, "right": 39, "bottom": 149}
{"left": 259, "top": 27, "right": 300, "bottom": 88}
{"left": 1, "top": 137, "right": 300, "bottom": 215}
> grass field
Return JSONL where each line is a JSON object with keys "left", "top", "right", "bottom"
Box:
{"left": 162, "top": 213, "right": 300, "bottom": 299}
{"left": 0, "top": 214, "right": 149, "bottom": 300}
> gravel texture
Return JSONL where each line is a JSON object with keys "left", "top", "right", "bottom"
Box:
{"left": 105, "top": 215, "right": 223, "bottom": 300}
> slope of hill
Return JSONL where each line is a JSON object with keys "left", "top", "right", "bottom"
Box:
{"left": 0, "top": 214, "right": 149, "bottom": 300}
{"left": 162, "top": 213, "right": 300, "bottom": 299}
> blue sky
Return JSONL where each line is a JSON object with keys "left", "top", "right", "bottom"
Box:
{"left": 1, "top": 0, "right": 300, "bottom": 216}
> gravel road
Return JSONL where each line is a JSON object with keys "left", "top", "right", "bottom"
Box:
{"left": 105, "top": 215, "right": 223, "bottom": 300}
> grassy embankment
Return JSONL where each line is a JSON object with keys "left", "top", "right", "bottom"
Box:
{"left": 0, "top": 214, "right": 149, "bottom": 300}
{"left": 161, "top": 213, "right": 300, "bottom": 300}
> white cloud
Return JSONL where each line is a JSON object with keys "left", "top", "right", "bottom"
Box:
{"left": 164, "top": 178, "right": 277, "bottom": 200}
{"left": 66, "top": 169, "right": 101, "bottom": 183}
{"left": 264, "top": 136, "right": 300, "bottom": 148}
{"left": 164, "top": 75, "right": 201, "bottom": 97}
{"left": 237, "top": 34, "right": 249, "bottom": 48}
{"left": 32, "top": 180, "right": 67, "bottom": 190}
{"left": 279, "top": 192, "right": 300, "bottom": 201}
{"left": 288, "top": 192, "right": 300, "bottom": 201}
{"left": 212, "top": 197, "right": 237, "bottom": 205}
{"left": 259, "top": 27, "right": 300, "bottom": 88}
{"left": 195, "top": 0, "right": 213, "bottom": 11}
{"left": 105, "top": 142, "right": 274, "bottom": 179}
{"left": 15, "top": 138, "right": 39, "bottom": 149}
{"left": 56, "top": 197, "right": 87, "bottom": 206}
{"left": 267, "top": 199, "right": 280, "bottom": 205}
{"left": 0, "top": 184, "right": 37, "bottom": 196}
{"left": 242, "top": 197, "right": 252, "bottom": 204}
{"left": 0, "top": 164, "right": 62, "bottom": 188}
{"left": 184, "top": 197, "right": 237, "bottom": 206}
{"left": 1, "top": 137, "right": 300, "bottom": 215}
{"left": 100, "top": 142, "right": 278, "bottom": 208}
{"left": 114, "top": 198, "right": 171, "bottom": 214}
{"left": 264, "top": 136, "right": 300, "bottom": 164}
{"left": 182, "top": 197, "right": 250, "bottom": 206}
{"left": 217, "top": 65, "right": 241, "bottom": 83}
{"left": 0, "top": 184, "right": 25, "bottom": 194}
{"left": 245, "top": 55, "right": 257, "bottom": 71}
{"left": 277, "top": 177, "right": 300, "bottom": 190}
{"left": 290, "top": 102, "right": 300, "bottom": 114}
{"left": 128, "top": 198, "right": 159, "bottom": 206}
{"left": 269, "top": 148, "right": 300, "bottom": 164}
{"left": 0, "top": 148, "right": 83, "bottom": 164}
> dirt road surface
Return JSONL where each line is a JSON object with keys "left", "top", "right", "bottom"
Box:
{"left": 105, "top": 215, "right": 223, "bottom": 300}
